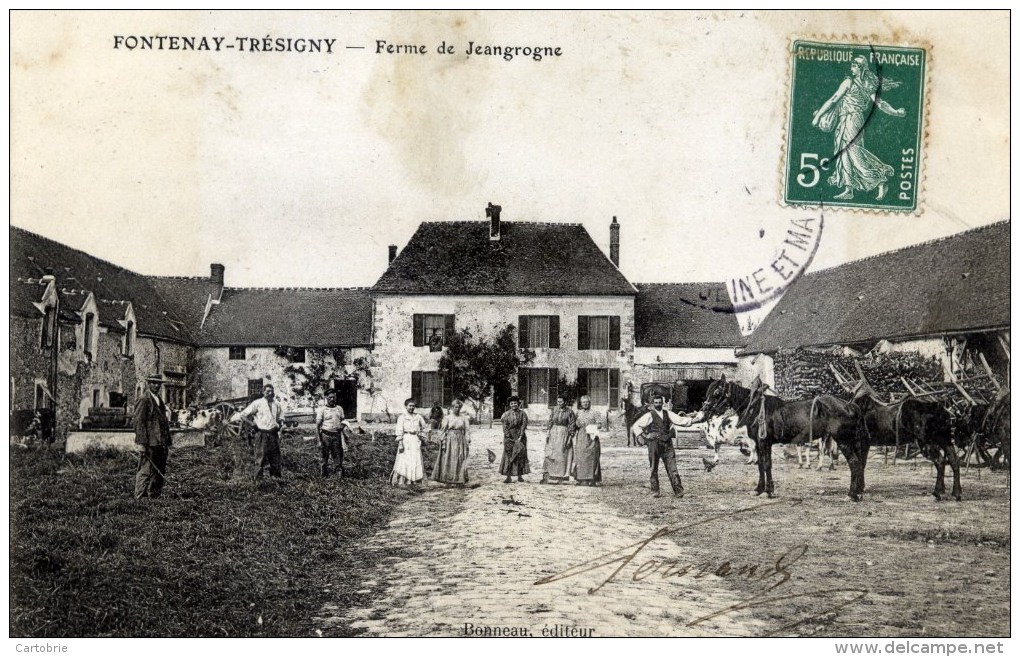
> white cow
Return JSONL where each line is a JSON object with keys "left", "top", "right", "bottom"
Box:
{"left": 704, "top": 410, "right": 757, "bottom": 465}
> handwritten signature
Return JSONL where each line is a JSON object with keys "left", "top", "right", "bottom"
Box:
{"left": 533, "top": 499, "right": 868, "bottom": 636}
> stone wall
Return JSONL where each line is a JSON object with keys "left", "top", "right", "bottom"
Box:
{"left": 10, "top": 315, "right": 51, "bottom": 412}
{"left": 196, "top": 346, "right": 373, "bottom": 416}
{"left": 372, "top": 294, "right": 635, "bottom": 421}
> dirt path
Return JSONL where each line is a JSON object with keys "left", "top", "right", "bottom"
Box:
{"left": 314, "top": 427, "right": 767, "bottom": 637}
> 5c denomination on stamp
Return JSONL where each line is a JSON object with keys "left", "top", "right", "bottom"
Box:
{"left": 783, "top": 40, "right": 927, "bottom": 213}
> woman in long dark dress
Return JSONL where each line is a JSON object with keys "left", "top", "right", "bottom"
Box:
{"left": 499, "top": 396, "right": 530, "bottom": 484}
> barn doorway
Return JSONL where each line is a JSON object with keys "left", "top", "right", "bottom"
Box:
{"left": 332, "top": 379, "right": 358, "bottom": 419}
{"left": 683, "top": 380, "right": 714, "bottom": 412}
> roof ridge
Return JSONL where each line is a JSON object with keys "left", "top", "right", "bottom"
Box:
{"left": 11, "top": 225, "right": 149, "bottom": 278}
{"left": 802, "top": 220, "right": 1010, "bottom": 279}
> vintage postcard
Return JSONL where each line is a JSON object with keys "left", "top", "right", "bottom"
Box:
{"left": 7, "top": 9, "right": 1011, "bottom": 649}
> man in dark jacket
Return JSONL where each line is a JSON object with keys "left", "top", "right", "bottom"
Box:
{"left": 134, "top": 375, "right": 172, "bottom": 499}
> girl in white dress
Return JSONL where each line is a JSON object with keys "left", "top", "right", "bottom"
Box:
{"left": 391, "top": 398, "right": 428, "bottom": 487}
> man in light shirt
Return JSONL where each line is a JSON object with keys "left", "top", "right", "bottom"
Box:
{"left": 239, "top": 384, "right": 286, "bottom": 481}
{"left": 316, "top": 390, "right": 347, "bottom": 478}
{"left": 631, "top": 394, "right": 700, "bottom": 498}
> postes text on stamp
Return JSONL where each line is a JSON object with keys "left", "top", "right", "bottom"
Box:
{"left": 783, "top": 40, "right": 927, "bottom": 212}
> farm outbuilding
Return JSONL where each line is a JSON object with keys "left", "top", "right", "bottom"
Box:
{"left": 737, "top": 221, "right": 1010, "bottom": 398}
{"left": 630, "top": 282, "right": 744, "bottom": 412}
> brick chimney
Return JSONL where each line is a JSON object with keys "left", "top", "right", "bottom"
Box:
{"left": 610, "top": 216, "right": 620, "bottom": 267}
{"left": 209, "top": 264, "right": 225, "bottom": 300}
{"left": 210, "top": 263, "right": 225, "bottom": 285}
{"left": 487, "top": 202, "right": 502, "bottom": 241}
{"left": 388, "top": 245, "right": 398, "bottom": 263}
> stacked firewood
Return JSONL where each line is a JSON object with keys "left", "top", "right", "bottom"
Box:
{"left": 774, "top": 348, "right": 943, "bottom": 400}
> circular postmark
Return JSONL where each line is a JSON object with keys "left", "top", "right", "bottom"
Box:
{"left": 671, "top": 208, "right": 824, "bottom": 315}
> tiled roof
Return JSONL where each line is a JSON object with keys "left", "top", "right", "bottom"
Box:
{"left": 634, "top": 283, "right": 744, "bottom": 348}
{"left": 149, "top": 277, "right": 219, "bottom": 336}
{"left": 10, "top": 227, "right": 196, "bottom": 341}
{"left": 373, "top": 221, "right": 637, "bottom": 295}
{"left": 742, "top": 221, "right": 1011, "bottom": 354}
{"left": 199, "top": 287, "right": 374, "bottom": 347}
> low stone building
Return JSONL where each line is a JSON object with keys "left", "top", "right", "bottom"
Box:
{"left": 630, "top": 282, "right": 743, "bottom": 411}
{"left": 193, "top": 287, "right": 374, "bottom": 418}
{"left": 738, "top": 221, "right": 1011, "bottom": 394}
{"left": 10, "top": 227, "right": 196, "bottom": 440}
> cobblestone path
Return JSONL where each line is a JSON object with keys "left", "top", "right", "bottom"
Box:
{"left": 314, "top": 427, "right": 767, "bottom": 637}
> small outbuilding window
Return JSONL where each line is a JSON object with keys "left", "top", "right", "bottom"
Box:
{"left": 229, "top": 346, "right": 246, "bottom": 360}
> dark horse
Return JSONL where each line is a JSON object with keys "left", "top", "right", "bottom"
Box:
{"left": 850, "top": 382, "right": 961, "bottom": 501}
{"left": 702, "top": 376, "right": 865, "bottom": 500}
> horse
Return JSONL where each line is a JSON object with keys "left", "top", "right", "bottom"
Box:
{"left": 850, "top": 382, "right": 961, "bottom": 501}
{"left": 735, "top": 381, "right": 865, "bottom": 500}
{"left": 702, "top": 375, "right": 840, "bottom": 470}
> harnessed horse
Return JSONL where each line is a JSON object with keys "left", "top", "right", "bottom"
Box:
{"left": 703, "top": 376, "right": 865, "bottom": 500}
{"left": 850, "top": 382, "right": 962, "bottom": 501}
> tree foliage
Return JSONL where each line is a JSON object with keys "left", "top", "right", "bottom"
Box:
{"left": 438, "top": 324, "right": 534, "bottom": 404}
{"left": 276, "top": 347, "right": 374, "bottom": 402}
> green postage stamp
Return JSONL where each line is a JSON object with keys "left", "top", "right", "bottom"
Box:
{"left": 784, "top": 40, "right": 927, "bottom": 212}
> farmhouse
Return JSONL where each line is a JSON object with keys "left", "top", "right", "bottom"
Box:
{"left": 370, "top": 209, "right": 637, "bottom": 421}
{"left": 737, "top": 220, "right": 1011, "bottom": 396}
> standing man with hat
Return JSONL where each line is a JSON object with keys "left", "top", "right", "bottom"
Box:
{"left": 238, "top": 383, "right": 286, "bottom": 481}
{"left": 630, "top": 394, "right": 700, "bottom": 498}
{"left": 316, "top": 390, "right": 347, "bottom": 478}
{"left": 134, "top": 375, "right": 172, "bottom": 499}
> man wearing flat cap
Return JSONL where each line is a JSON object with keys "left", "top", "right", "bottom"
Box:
{"left": 134, "top": 375, "right": 173, "bottom": 499}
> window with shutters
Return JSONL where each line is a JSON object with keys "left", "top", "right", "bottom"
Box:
{"left": 413, "top": 314, "right": 455, "bottom": 350}
{"left": 411, "top": 371, "right": 450, "bottom": 408}
{"left": 576, "top": 368, "right": 621, "bottom": 408}
{"left": 517, "top": 367, "right": 559, "bottom": 408}
{"left": 577, "top": 316, "right": 621, "bottom": 350}
{"left": 518, "top": 315, "right": 559, "bottom": 349}
{"left": 229, "top": 346, "right": 246, "bottom": 360}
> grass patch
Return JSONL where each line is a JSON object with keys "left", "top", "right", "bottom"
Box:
{"left": 10, "top": 430, "right": 427, "bottom": 637}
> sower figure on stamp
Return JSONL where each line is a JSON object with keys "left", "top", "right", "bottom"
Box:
{"left": 499, "top": 396, "right": 530, "bottom": 484}
{"left": 316, "top": 390, "right": 347, "bottom": 478}
{"left": 630, "top": 394, "right": 697, "bottom": 498}
{"left": 133, "top": 375, "right": 172, "bottom": 499}
{"left": 238, "top": 384, "right": 286, "bottom": 481}
{"left": 812, "top": 54, "right": 906, "bottom": 201}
